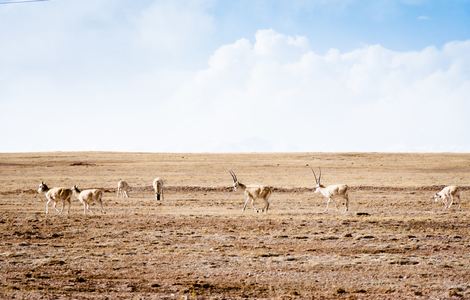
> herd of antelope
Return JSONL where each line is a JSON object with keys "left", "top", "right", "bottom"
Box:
{"left": 37, "top": 168, "right": 463, "bottom": 215}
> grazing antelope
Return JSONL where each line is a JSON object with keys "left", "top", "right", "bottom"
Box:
{"left": 153, "top": 177, "right": 164, "bottom": 200}
{"left": 117, "top": 179, "right": 130, "bottom": 198}
{"left": 37, "top": 182, "right": 73, "bottom": 215}
{"left": 72, "top": 185, "right": 105, "bottom": 214}
{"left": 229, "top": 170, "right": 272, "bottom": 213}
{"left": 311, "top": 168, "right": 349, "bottom": 213}
{"left": 432, "top": 185, "right": 462, "bottom": 209}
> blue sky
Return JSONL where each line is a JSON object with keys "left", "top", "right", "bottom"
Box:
{"left": 210, "top": 0, "right": 470, "bottom": 51}
{"left": 1, "top": 0, "right": 469, "bottom": 152}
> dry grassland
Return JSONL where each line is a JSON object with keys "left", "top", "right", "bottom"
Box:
{"left": 1, "top": 152, "right": 470, "bottom": 299}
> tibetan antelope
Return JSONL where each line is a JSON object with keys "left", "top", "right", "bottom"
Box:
{"left": 229, "top": 170, "right": 272, "bottom": 213}
{"left": 117, "top": 179, "right": 130, "bottom": 198}
{"left": 153, "top": 177, "right": 164, "bottom": 200}
{"left": 311, "top": 168, "right": 349, "bottom": 213}
{"left": 72, "top": 185, "right": 105, "bottom": 214}
{"left": 432, "top": 185, "right": 462, "bottom": 209}
{"left": 37, "top": 182, "right": 73, "bottom": 215}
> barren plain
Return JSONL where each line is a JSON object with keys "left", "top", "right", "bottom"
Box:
{"left": 1, "top": 152, "right": 470, "bottom": 299}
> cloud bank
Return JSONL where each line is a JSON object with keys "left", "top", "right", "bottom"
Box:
{"left": 161, "top": 30, "right": 470, "bottom": 152}
{"left": 0, "top": 1, "right": 469, "bottom": 152}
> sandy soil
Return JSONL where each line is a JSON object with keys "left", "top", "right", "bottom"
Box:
{"left": 1, "top": 152, "right": 470, "bottom": 299}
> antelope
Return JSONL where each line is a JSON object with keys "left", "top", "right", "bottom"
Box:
{"left": 432, "top": 185, "right": 462, "bottom": 209}
{"left": 229, "top": 170, "right": 272, "bottom": 213}
{"left": 153, "top": 177, "right": 164, "bottom": 200}
{"left": 72, "top": 185, "right": 105, "bottom": 214}
{"left": 37, "top": 182, "right": 73, "bottom": 215}
{"left": 311, "top": 168, "right": 349, "bottom": 213}
{"left": 117, "top": 179, "right": 130, "bottom": 198}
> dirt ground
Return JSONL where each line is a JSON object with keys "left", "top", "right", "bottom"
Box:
{"left": 1, "top": 152, "right": 470, "bottom": 299}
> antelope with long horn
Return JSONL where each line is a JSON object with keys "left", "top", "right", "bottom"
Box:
{"left": 311, "top": 168, "right": 349, "bottom": 213}
{"left": 229, "top": 170, "right": 272, "bottom": 213}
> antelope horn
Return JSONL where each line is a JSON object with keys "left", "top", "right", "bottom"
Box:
{"left": 229, "top": 170, "right": 237, "bottom": 182}
{"left": 318, "top": 167, "right": 322, "bottom": 184}
{"left": 310, "top": 167, "right": 318, "bottom": 184}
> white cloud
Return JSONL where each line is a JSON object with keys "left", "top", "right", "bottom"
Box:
{"left": 161, "top": 30, "right": 470, "bottom": 152}
{"left": 133, "top": 0, "right": 215, "bottom": 65}
{"left": 417, "top": 15, "right": 431, "bottom": 21}
{"left": 0, "top": 3, "right": 468, "bottom": 153}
